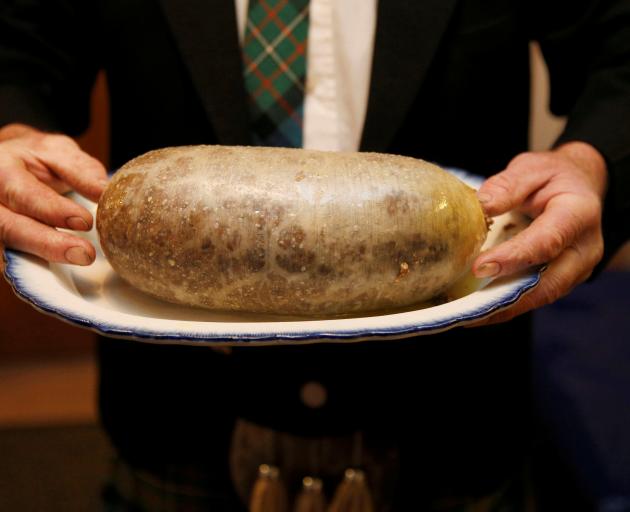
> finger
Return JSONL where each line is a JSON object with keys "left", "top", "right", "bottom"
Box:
{"left": 28, "top": 135, "right": 108, "bottom": 201}
{"left": 477, "top": 154, "right": 552, "bottom": 216}
{"left": 22, "top": 155, "right": 73, "bottom": 194}
{"left": 0, "top": 204, "right": 96, "bottom": 265}
{"left": 467, "top": 244, "right": 590, "bottom": 327}
{"left": 0, "top": 155, "right": 94, "bottom": 230}
{"left": 42, "top": 177, "right": 73, "bottom": 195}
{"left": 473, "top": 194, "right": 594, "bottom": 278}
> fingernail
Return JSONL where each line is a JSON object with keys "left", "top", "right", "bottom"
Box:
{"left": 65, "top": 246, "right": 92, "bottom": 265}
{"left": 98, "top": 178, "right": 109, "bottom": 188}
{"left": 66, "top": 216, "right": 90, "bottom": 231}
{"left": 477, "top": 192, "right": 493, "bottom": 204}
{"left": 476, "top": 261, "right": 501, "bottom": 278}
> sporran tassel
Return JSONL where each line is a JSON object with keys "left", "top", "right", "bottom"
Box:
{"left": 249, "top": 464, "right": 289, "bottom": 512}
{"left": 293, "top": 476, "right": 326, "bottom": 512}
{"left": 328, "top": 469, "right": 374, "bottom": 512}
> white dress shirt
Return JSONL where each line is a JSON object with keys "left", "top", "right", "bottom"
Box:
{"left": 235, "top": 0, "right": 377, "bottom": 152}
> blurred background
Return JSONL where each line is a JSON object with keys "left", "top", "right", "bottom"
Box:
{"left": 0, "top": 44, "right": 628, "bottom": 510}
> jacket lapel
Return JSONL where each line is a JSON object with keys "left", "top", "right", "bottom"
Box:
{"left": 158, "top": 0, "right": 252, "bottom": 145}
{"left": 360, "top": 0, "right": 458, "bottom": 152}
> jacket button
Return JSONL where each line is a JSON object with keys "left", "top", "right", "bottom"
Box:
{"left": 300, "top": 381, "right": 327, "bottom": 408}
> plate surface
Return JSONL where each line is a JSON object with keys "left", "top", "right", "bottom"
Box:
{"left": 3, "top": 170, "right": 540, "bottom": 345}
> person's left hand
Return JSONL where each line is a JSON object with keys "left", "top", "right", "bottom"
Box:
{"left": 469, "top": 141, "right": 607, "bottom": 325}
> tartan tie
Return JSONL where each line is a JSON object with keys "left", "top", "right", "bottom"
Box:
{"left": 242, "top": 0, "right": 310, "bottom": 148}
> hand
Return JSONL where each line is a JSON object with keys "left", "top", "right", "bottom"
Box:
{"left": 0, "top": 123, "right": 108, "bottom": 265}
{"left": 470, "top": 141, "right": 607, "bottom": 325}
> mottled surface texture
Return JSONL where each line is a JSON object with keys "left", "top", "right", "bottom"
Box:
{"left": 96, "top": 146, "right": 487, "bottom": 315}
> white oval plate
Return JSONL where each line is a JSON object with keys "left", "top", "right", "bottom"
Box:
{"left": 2, "top": 170, "right": 540, "bottom": 346}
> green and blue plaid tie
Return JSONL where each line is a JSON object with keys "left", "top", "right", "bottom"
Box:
{"left": 242, "top": 0, "right": 310, "bottom": 147}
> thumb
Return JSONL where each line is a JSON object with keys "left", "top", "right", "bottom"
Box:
{"left": 477, "top": 154, "right": 552, "bottom": 216}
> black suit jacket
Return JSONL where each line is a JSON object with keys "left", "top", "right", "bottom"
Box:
{"left": 1, "top": 0, "right": 630, "bottom": 498}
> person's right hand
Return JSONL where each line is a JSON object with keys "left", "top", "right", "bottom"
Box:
{"left": 0, "top": 123, "right": 108, "bottom": 265}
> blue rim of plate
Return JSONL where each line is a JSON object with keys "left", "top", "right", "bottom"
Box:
{"left": 2, "top": 249, "right": 541, "bottom": 344}
{"left": 1, "top": 168, "right": 542, "bottom": 345}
